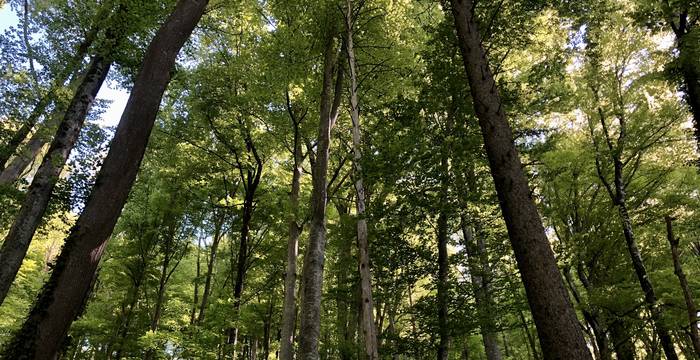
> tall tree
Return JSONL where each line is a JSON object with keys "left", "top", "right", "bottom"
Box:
{"left": 344, "top": 0, "right": 379, "bottom": 358}
{"left": 0, "top": 0, "right": 209, "bottom": 357}
{"left": 448, "top": 0, "right": 592, "bottom": 358}
{"left": 297, "top": 12, "right": 344, "bottom": 357}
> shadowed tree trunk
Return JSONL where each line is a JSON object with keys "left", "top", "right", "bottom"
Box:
{"left": 344, "top": 0, "right": 379, "bottom": 357}
{"left": 662, "top": 7, "right": 700, "bottom": 158}
{"left": 198, "top": 210, "right": 225, "bottom": 324}
{"left": 448, "top": 1, "right": 592, "bottom": 358}
{"left": 665, "top": 216, "right": 700, "bottom": 356}
{"left": 298, "top": 21, "right": 344, "bottom": 359}
{"left": 460, "top": 216, "right": 502, "bottom": 360}
{"left": 0, "top": 55, "right": 111, "bottom": 305}
{"left": 279, "top": 89, "right": 306, "bottom": 360}
{"left": 0, "top": 1, "right": 208, "bottom": 358}
{"left": 0, "top": 14, "right": 101, "bottom": 174}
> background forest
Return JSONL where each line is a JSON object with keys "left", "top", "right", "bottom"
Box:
{"left": 0, "top": 0, "right": 698, "bottom": 359}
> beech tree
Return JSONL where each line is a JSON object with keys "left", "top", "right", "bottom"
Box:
{"left": 0, "top": 0, "right": 698, "bottom": 359}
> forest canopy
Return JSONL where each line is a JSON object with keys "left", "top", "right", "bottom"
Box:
{"left": 0, "top": 0, "right": 698, "bottom": 359}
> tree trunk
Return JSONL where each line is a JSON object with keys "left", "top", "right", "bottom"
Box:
{"left": 460, "top": 216, "right": 502, "bottom": 360}
{"left": 279, "top": 92, "right": 305, "bottom": 360}
{"left": 448, "top": 1, "right": 591, "bottom": 359}
{"left": 0, "top": 1, "right": 208, "bottom": 357}
{"left": 344, "top": 1, "right": 379, "bottom": 358}
{"left": 191, "top": 237, "right": 202, "bottom": 325}
{"left": 563, "top": 268, "right": 610, "bottom": 360}
{"left": 608, "top": 320, "right": 635, "bottom": 360}
{"left": 436, "top": 159, "right": 450, "bottom": 360}
{"left": 0, "top": 15, "right": 99, "bottom": 174}
{"left": 518, "top": 310, "right": 540, "bottom": 360}
{"left": 198, "top": 211, "right": 224, "bottom": 324}
{"left": 0, "top": 55, "right": 111, "bottom": 305}
{"left": 665, "top": 216, "right": 700, "bottom": 356}
{"left": 0, "top": 116, "right": 56, "bottom": 186}
{"left": 297, "top": 26, "right": 343, "bottom": 360}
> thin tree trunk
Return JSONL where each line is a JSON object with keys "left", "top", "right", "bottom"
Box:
{"left": 460, "top": 216, "right": 502, "bottom": 360}
{"left": 191, "top": 236, "right": 202, "bottom": 325}
{"left": 563, "top": 268, "right": 609, "bottom": 360}
{"left": 0, "top": 1, "right": 208, "bottom": 357}
{"left": 297, "top": 25, "right": 343, "bottom": 359}
{"left": 518, "top": 310, "right": 540, "bottom": 360}
{"left": 608, "top": 320, "right": 636, "bottom": 360}
{"left": 279, "top": 91, "right": 305, "bottom": 360}
{"left": 198, "top": 211, "right": 224, "bottom": 324}
{"left": 436, "top": 165, "right": 449, "bottom": 360}
{"left": 0, "top": 116, "right": 56, "bottom": 186}
{"left": 0, "top": 14, "right": 100, "bottom": 173}
{"left": 334, "top": 202, "right": 352, "bottom": 360}
{"left": 449, "top": 1, "right": 591, "bottom": 358}
{"left": 665, "top": 216, "right": 700, "bottom": 356}
{"left": 0, "top": 55, "right": 111, "bottom": 305}
{"left": 344, "top": 1, "right": 378, "bottom": 357}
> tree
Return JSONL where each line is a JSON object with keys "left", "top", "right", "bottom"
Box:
{"left": 0, "top": 0, "right": 208, "bottom": 357}
{"left": 448, "top": 0, "right": 592, "bottom": 358}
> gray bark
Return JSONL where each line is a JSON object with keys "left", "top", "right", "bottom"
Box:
{"left": 344, "top": 1, "right": 379, "bottom": 358}
{"left": 298, "top": 26, "right": 343, "bottom": 359}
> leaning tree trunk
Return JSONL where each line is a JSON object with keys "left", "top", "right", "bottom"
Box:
{"left": 665, "top": 216, "right": 700, "bottom": 356}
{"left": 0, "top": 1, "right": 208, "bottom": 358}
{"left": 0, "top": 17, "right": 100, "bottom": 173}
{"left": 0, "top": 55, "right": 111, "bottom": 305}
{"left": 298, "top": 28, "right": 343, "bottom": 359}
{"left": 344, "top": 0, "right": 379, "bottom": 358}
{"left": 448, "top": 1, "right": 591, "bottom": 359}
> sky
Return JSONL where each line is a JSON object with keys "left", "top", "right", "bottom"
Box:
{"left": 0, "top": 3, "right": 128, "bottom": 128}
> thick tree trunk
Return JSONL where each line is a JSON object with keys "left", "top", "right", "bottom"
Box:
{"left": 0, "top": 55, "right": 111, "bottom": 305}
{"left": 231, "top": 188, "right": 256, "bottom": 352}
{"left": 279, "top": 94, "right": 304, "bottom": 360}
{"left": 344, "top": 1, "right": 379, "bottom": 358}
{"left": 665, "top": 216, "right": 700, "bottom": 356}
{"left": 449, "top": 1, "right": 591, "bottom": 359}
{"left": 0, "top": 1, "right": 208, "bottom": 358}
{"left": 460, "top": 216, "right": 502, "bottom": 360}
{"left": 198, "top": 211, "right": 224, "bottom": 324}
{"left": 298, "top": 29, "right": 343, "bottom": 359}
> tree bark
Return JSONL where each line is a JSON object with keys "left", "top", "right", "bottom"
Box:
{"left": 665, "top": 216, "right": 700, "bottom": 356}
{"left": 436, "top": 155, "right": 450, "bottom": 360}
{"left": 449, "top": 1, "right": 591, "bottom": 359}
{"left": 279, "top": 90, "right": 305, "bottom": 360}
{"left": 344, "top": 1, "right": 379, "bottom": 358}
{"left": 198, "top": 211, "right": 224, "bottom": 324}
{"left": 0, "top": 1, "right": 208, "bottom": 358}
{"left": 460, "top": 216, "right": 502, "bottom": 360}
{"left": 0, "top": 55, "right": 111, "bottom": 305}
{"left": 0, "top": 15, "right": 100, "bottom": 173}
{"left": 298, "top": 27, "right": 343, "bottom": 359}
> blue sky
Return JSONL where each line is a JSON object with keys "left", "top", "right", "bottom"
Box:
{"left": 0, "top": 3, "right": 128, "bottom": 128}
